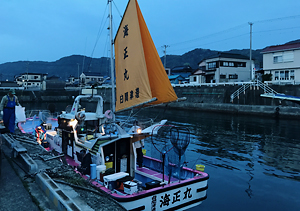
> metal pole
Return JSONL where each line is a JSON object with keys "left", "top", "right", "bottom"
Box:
{"left": 249, "top": 22, "right": 253, "bottom": 81}
{"left": 108, "top": 0, "right": 115, "bottom": 121}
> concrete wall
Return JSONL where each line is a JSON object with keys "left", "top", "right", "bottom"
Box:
{"left": 1, "top": 85, "right": 300, "bottom": 118}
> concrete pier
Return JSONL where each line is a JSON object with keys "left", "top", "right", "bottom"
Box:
{"left": 0, "top": 131, "right": 126, "bottom": 211}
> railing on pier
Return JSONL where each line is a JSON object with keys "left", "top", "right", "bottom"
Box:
{"left": 230, "top": 80, "right": 278, "bottom": 102}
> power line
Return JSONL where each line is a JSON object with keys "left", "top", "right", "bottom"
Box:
{"left": 253, "top": 14, "right": 300, "bottom": 24}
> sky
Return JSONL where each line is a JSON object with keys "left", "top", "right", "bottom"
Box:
{"left": 1, "top": 0, "right": 300, "bottom": 64}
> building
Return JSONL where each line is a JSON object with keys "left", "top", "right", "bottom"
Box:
{"left": 261, "top": 42, "right": 300, "bottom": 84}
{"left": 190, "top": 52, "right": 254, "bottom": 84}
{"left": 46, "top": 75, "right": 66, "bottom": 90}
{"left": 80, "top": 72, "right": 104, "bottom": 86}
{"left": 15, "top": 73, "right": 47, "bottom": 90}
{"left": 168, "top": 75, "right": 186, "bottom": 84}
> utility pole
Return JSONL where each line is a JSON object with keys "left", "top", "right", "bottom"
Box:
{"left": 162, "top": 45, "right": 169, "bottom": 74}
{"left": 249, "top": 22, "right": 253, "bottom": 81}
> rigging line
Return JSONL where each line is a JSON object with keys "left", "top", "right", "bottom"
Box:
{"left": 86, "top": 7, "right": 109, "bottom": 72}
{"left": 90, "top": 6, "right": 109, "bottom": 58}
{"left": 168, "top": 23, "right": 248, "bottom": 47}
{"left": 112, "top": 0, "right": 123, "bottom": 19}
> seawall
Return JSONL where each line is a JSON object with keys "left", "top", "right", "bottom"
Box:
{"left": 1, "top": 84, "right": 300, "bottom": 119}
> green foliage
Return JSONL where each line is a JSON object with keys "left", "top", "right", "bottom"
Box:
{"left": 261, "top": 73, "right": 272, "bottom": 82}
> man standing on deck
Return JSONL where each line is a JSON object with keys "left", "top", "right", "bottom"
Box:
{"left": 0, "top": 89, "right": 20, "bottom": 133}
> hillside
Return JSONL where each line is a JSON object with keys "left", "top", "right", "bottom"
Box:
{"left": 0, "top": 48, "right": 262, "bottom": 81}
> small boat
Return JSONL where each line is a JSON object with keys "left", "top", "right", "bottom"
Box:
{"left": 20, "top": 0, "right": 209, "bottom": 210}
{"left": 17, "top": 110, "right": 58, "bottom": 134}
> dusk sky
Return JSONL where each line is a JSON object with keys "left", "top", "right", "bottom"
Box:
{"left": 1, "top": 0, "right": 300, "bottom": 64}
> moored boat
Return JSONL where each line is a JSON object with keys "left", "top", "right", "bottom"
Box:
{"left": 19, "top": 0, "right": 209, "bottom": 210}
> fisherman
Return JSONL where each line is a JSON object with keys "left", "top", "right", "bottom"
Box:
{"left": 134, "top": 140, "right": 144, "bottom": 168}
{"left": 77, "top": 149, "right": 92, "bottom": 175}
{"left": 34, "top": 125, "right": 48, "bottom": 147}
{"left": 0, "top": 89, "right": 20, "bottom": 133}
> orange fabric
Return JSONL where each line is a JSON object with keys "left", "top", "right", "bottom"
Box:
{"left": 114, "top": 0, "right": 177, "bottom": 112}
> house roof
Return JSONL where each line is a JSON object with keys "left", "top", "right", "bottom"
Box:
{"left": 261, "top": 42, "right": 300, "bottom": 53}
{"left": 204, "top": 52, "right": 249, "bottom": 60}
{"left": 191, "top": 69, "right": 205, "bottom": 75}
{"left": 168, "top": 75, "right": 185, "bottom": 80}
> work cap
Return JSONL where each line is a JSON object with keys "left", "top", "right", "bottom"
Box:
{"left": 9, "top": 89, "right": 16, "bottom": 94}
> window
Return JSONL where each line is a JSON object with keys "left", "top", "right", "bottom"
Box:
{"left": 274, "top": 71, "right": 279, "bottom": 80}
{"left": 220, "top": 75, "right": 226, "bottom": 79}
{"left": 290, "top": 70, "right": 294, "bottom": 80}
{"left": 236, "top": 62, "right": 246, "bottom": 67}
{"left": 229, "top": 74, "right": 238, "bottom": 79}
{"left": 34, "top": 76, "right": 39, "bottom": 79}
{"left": 229, "top": 62, "right": 234, "bottom": 67}
{"left": 223, "top": 62, "right": 228, "bottom": 66}
{"left": 274, "top": 56, "right": 283, "bottom": 63}
{"left": 273, "top": 51, "right": 294, "bottom": 63}
{"left": 280, "top": 71, "right": 284, "bottom": 80}
{"left": 208, "top": 62, "right": 216, "bottom": 69}
{"left": 285, "top": 71, "right": 289, "bottom": 80}
{"left": 193, "top": 76, "right": 197, "bottom": 82}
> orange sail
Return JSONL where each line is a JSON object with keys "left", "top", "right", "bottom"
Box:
{"left": 114, "top": 0, "right": 177, "bottom": 112}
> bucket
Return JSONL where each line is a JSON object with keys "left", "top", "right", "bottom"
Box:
{"left": 90, "top": 164, "right": 97, "bottom": 179}
{"left": 196, "top": 164, "right": 205, "bottom": 172}
{"left": 96, "top": 165, "right": 106, "bottom": 180}
{"left": 105, "top": 162, "right": 113, "bottom": 169}
{"left": 142, "top": 149, "right": 146, "bottom": 155}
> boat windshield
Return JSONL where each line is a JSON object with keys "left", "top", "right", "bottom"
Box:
{"left": 79, "top": 98, "right": 98, "bottom": 113}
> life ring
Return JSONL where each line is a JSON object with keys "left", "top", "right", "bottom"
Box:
{"left": 105, "top": 110, "right": 113, "bottom": 119}
{"left": 75, "top": 111, "right": 86, "bottom": 121}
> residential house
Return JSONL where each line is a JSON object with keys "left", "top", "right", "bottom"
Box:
{"left": 191, "top": 52, "right": 254, "bottom": 83}
{"left": 261, "top": 42, "right": 300, "bottom": 83}
{"left": 170, "top": 66, "right": 193, "bottom": 80}
{"left": 168, "top": 75, "right": 186, "bottom": 84}
{"left": 46, "top": 75, "right": 66, "bottom": 90}
{"left": 15, "top": 73, "right": 47, "bottom": 90}
{"left": 80, "top": 72, "right": 104, "bottom": 86}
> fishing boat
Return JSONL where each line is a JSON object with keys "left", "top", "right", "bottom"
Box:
{"left": 17, "top": 110, "right": 58, "bottom": 134}
{"left": 21, "top": 0, "right": 209, "bottom": 210}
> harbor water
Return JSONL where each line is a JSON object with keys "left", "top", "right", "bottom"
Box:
{"left": 22, "top": 102, "right": 300, "bottom": 211}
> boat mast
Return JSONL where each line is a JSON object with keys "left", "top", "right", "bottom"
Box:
{"left": 108, "top": 0, "right": 115, "bottom": 121}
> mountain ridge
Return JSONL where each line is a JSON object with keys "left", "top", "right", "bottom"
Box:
{"left": 0, "top": 47, "right": 263, "bottom": 81}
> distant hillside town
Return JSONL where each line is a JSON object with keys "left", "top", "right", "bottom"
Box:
{"left": 0, "top": 40, "right": 299, "bottom": 90}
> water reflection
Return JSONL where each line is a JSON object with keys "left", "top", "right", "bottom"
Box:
{"left": 23, "top": 102, "right": 300, "bottom": 200}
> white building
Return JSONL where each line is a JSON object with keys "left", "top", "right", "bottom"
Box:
{"left": 261, "top": 42, "right": 300, "bottom": 84}
{"left": 15, "top": 73, "right": 47, "bottom": 90}
{"left": 190, "top": 52, "right": 254, "bottom": 84}
{"left": 80, "top": 72, "right": 104, "bottom": 86}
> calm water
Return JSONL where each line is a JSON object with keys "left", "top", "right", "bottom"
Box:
{"left": 23, "top": 102, "right": 300, "bottom": 211}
